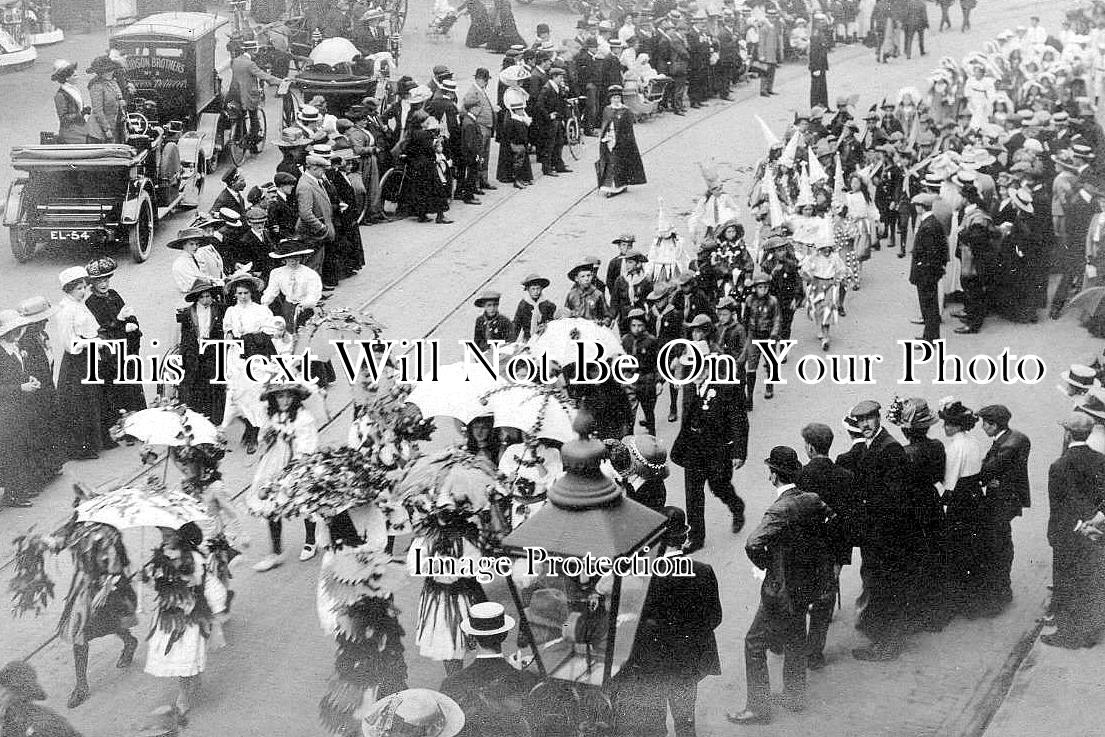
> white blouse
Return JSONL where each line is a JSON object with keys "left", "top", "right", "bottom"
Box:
{"left": 223, "top": 302, "right": 274, "bottom": 338}
{"left": 55, "top": 293, "right": 101, "bottom": 355}
{"left": 943, "top": 431, "right": 984, "bottom": 492}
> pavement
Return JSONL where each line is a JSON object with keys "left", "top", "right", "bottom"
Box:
{"left": 0, "top": 1, "right": 1100, "bottom": 736}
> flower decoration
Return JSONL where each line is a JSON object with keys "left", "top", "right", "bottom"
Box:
{"left": 887, "top": 395, "right": 905, "bottom": 426}
{"left": 397, "top": 448, "right": 508, "bottom": 547}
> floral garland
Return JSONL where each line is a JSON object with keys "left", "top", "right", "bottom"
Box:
{"left": 9, "top": 532, "right": 56, "bottom": 617}
{"left": 479, "top": 383, "right": 574, "bottom": 441}
{"left": 141, "top": 547, "right": 212, "bottom": 654}
{"left": 296, "top": 306, "right": 386, "bottom": 353}
{"left": 318, "top": 546, "right": 407, "bottom": 737}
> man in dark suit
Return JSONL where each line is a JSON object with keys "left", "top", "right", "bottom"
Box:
{"left": 797, "top": 423, "right": 857, "bottom": 670}
{"left": 670, "top": 347, "right": 748, "bottom": 552}
{"left": 536, "top": 66, "right": 571, "bottom": 176}
{"left": 849, "top": 400, "right": 913, "bottom": 662}
{"left": 977, "top": 404, "right": 1031, "bottom": 616}
{"left": 619, "top": 507, "right": 722, "bottom": 737}
{"left": 1044, "top": 413, "right": 1105, "bottom": 648}
{"left": 240, "top": 208, "right": 277, "bottom": 280}
{"left": 268, "top": 172, "right": 299, "bottom": 241}
{"left": 441, "top": 602, "right": 538, "bottom": 734}
{"left": 457, "top": 98, "right": 484, "bottom": 204}
{"left": 727, "top": 447, "right": 834, "bottom": 725}
{"left": 211, "top": 167, "right": 247, "bottom": 220}
{"left": 909, "top": 193, "right": 948, "bottom": 342}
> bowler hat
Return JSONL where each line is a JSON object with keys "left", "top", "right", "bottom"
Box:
{"left": 764, "top": 446, "right": 802, "bottom": 478}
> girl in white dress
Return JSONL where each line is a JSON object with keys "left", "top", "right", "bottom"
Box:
{"left": 144, "top": 525, "right": 211, "bottom": 720}
{"left": 248, "top": 381, "right": 320, "bottom": 572}
{"left": 221, "top": 271, "right": 274, "bottom": 454}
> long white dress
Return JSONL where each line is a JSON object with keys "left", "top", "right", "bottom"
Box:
{"left": 407, "top": 535, "right": 485, "bottom": 661}
{"left": 145, "top": 551, "right": 208, "bottom": 678}
{"left": 246, "top": 409, "right": 319, "bottom": 517}
{"left": 221, "top": 301, "right": 275, "bottom": 429}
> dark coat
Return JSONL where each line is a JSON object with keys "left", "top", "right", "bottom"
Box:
{"left": 910, "top": 214, "right": 949, "bottom": 287}
{"left": 746, "top": 486, "right": 836, "bottom": 612}
{"left": 268, "top": 192, "right": 299, "bottom": 240}
{"left": 902, "top": 437, "right": 946, "bottom": 530}
{"left": 473, "top": 313, "right": 516, "bottom": 352}
{"left": 622, "top": 332, "right": 659, "bottom": 382}
{"left": 211, "top": 187, "right": 246, "bottom": 219}
{"left": 796, "top": 456, "right": 857, "bottom": 564}
{"left": 904, "top": 0, "right": 929, "bottom": 30}
{"left": 853, "top": 427, "right": 912, "bottom": 556}
{"left": 237, "top": 228, "right": 278, "bottom": 280}
{"left": 1047, "top": 444, "right": 1105, "bottom": 552}
{"left": 610, "top": 275, "right": 653, "bottom": 329}
{"left": 440, "top": 656, "right": 539, "bottom": 704}
{"left": 597, "top": 106, "right": 647, "bottom": 188}
{"left": 406, "top": 129, "right": 450, "bottom": 214}
{"left": 652, "top": 305, "right": 682, "bottom": 349}
{"left": 980, "top": 428, "right": 1031, "bottom": 519}
{"left": 177, "top": 303, "right": 227, "bottom": 423}
{"left": 54, "top": 87, "right": 88, "bottom": 144}
{"left": 626, "top": 558, "right": 722, "bottom": 679}
{"left": 670, "top": 383, "right": 749, "bottom": 466}
{"left": 512, "top": 299, "right": 556, "bottom": 341}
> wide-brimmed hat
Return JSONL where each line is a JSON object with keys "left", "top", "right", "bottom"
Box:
{"left": 225, "top": 270, "right": 264, "bottom": 295}
{"left": 85, "top": 256, "right": 118, "bottom": 279}
{"left": 623, "top": 434, "right": 669, "bottom": 480}
{"left": 1009, "top": 188, "right": 1034, "bottom": 213}
{"left": 16, "top": 296, "right": 57, "bottom": 323}
{"left": 896, "top": 397, "right": 939, "bottom": 429}
{"left": 0, "top": 309, "right": 35, "bottom": 338}
{"left": 460, "top": 601, "right": 515, "bottom": 636}
{"left": 269, "top": 238, "right": 315, "bottom": 260}
{"left": 1062, "top": 364, "right": 1100, "bottom": 390}
{"left": 183, "top": 278, "right": 221, "bottom": 303}
{"left": 521, "top": 273, "right": 550, "bottom": 289}
{"left": 684, "top": 314, "right": 713, "bottom": 332}
{"left": 1076, "top": 389, "right": 1105, "bottom": 420}
{"left": 624, "top": 249, "right": 647, "bottom": 263}
{"left": 408, "top": 85, "right": 432, "bottom": 104}
{"left": 612, "top": 232, "right": 636, "bottom": 244}
{"left": 764, "top": 445, "right": 802, "bottom": 478}
{"left": 749, "top": 269, "right": 771, "bottom": 285}
{"left": 567, "top": 261, "right": 594, "bottom": 280}
{"left": 473, "top": 290, "right": 501, "bottom": 307}
{"left": 716, "top": 295, "right": 738, "bottom": 312}
{"left": 646, "top": 282, "right": 673, "bottom": 301}
{"left": 167, "top": 227, "right": 212, "bottom": 250}
{"left": 58, "top": 265, "right": 89, "bottom": 288}
{"left": 1052, "top": 149, "right": 1085, "bottom": 172}
{"left": 87, "top": 55, "right": 118, "bottom": 75}
{"left": 361, "top": 689, "right": 464, "bottom": 737}
{"left": 274, "top": 127, "right": 310, "bottom": 148}
{"left": 50, "top": 58, "right": 77, "bottom": 82}
{"left": 259, "top": 375, "right": 317, "bottom": 400}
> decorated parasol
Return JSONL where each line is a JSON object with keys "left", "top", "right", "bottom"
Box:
{"left": 117, "top": 406, "right": 219, "bottom": 446}
{"left": 76, "top": 483, "right": 207, "bottom": 530}
{"left": 309, "top": 36, "right": 360, "bottom": 66}
{"left": 526, "top": 318, "right": 623, "bottom": 368}
{"left": 406, "top": 361, "right": 505, "bottom": 423}
{"left": 480, "top": 384, "right": 577, "bottom": 443}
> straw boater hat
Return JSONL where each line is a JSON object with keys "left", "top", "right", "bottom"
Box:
{"left": 1061, "top": 364, "right": 1100, "bottom": 390}
{"left": 297, "top": 105, "right": 322, "bottom": 123}
{"left": 460, "top": 601, "right": 515, "bottom": 636}
{"left": 274, "top": 127, "right": 310, "bottom": 148}
{"left": 1009, "top": 188, "right": 1034, "bottom": 213}
{"left": 58, "top": 265, "right": 89, "bottom": 289}
{"left": 16, "top": 296, "right": 58, "bottom": 323}
{"left": 361, "top": 689, "right": 464, "bottom": 737}
{"left": 1075, "top": 388, "right": 1105, "bottom": 421}
{"left": 269, "top": 238, "right": 314, "bottom": 260}
{"left": 217, "top": 207, "right": 244, "bottom": 228}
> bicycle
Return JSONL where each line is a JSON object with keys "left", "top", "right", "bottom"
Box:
{"left": 377, "top": 155, "right": 408, "bottom": 216}
{"left": 226, "top": 82, "right": 268, "bottom": 166}
{"left": 565, "top": 96, "right": 585, "bottom": 161}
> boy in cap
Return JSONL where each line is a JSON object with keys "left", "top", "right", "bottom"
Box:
{"left": 742, "top": 270, "right": 780, "bottom": 407}
{"left": 610, "top": 250, "right": 653, "bottom": 333}
{"left": 512, "top": 274, "right": 556, "bottom": 341}
{"left": 727, "top": 446, "right": 833, "bottom": 724}
{"left": 713, "top": 295, "right": 749, "bottom": 364}
{"left": 622, "top": 308, "right": 659, "bottom": 434}
{"left": 606, "top": 233, "right": 636, "bottom": 297}
{"left": 565, "top": 261, "right": 609, "bottom": 323}
{"left": 648, "top": 282, "right": 683, "bottom": 422}
{"left": 473, "top": 291, "right": 516, "bottom": 353}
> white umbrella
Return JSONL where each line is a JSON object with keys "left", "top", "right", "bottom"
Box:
{"left": 527, "top": 318, "right": 623, "bottom": 367}
{"left": 77, "top": 485, "right": 208, "bottom": 530}
{"left": 121, "top": 407, "right": 219, "bottom": 446}
{"left": 309, "top": 37, "right": 360, "bottom": 66}
{"left": 406, "top": 361, "right": 504, "bottom": 424}
{"left": 481, "top": 385, "right": 577, "bottom": 443}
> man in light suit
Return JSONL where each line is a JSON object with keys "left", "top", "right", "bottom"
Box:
{"left": 727, "top": 447, "right": 834, "bottom": 725}
{"left": 461, "top": 68, "right": 498, "bottom": 191}
{"left": 978, "top": 404, "right": 1031, "bottom": 616}
{"left": 228, "top": 40, "right": 283, "bottom": 151}
{"left": 295, "top": 155, "right": 335, "bottom": 281}
{"left": 757, "top": 10, "right": 784, "bottom": 97}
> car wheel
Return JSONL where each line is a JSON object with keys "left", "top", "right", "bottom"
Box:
{"left": 9, "top": 226, "right": 33, "bottom": 263}
{"left": 128, "top": 193, "right": 154, "bottom": 263}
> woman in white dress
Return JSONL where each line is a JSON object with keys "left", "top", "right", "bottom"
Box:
{"left": 145, "top": 525, "right": 211, "bottom": 721}
{"left": 221, "top": 271, "right": 273, "bottom": 454}
{"left": 55, "top": 266, "right": 107, "bottom": 460}
{"left": 937, "top": 399, "right": 984, "bottom": 619}
{"left": 249, "top": 381, "right": 320, "bottom": 572}
{"left": 962, "top": 65, "right": 996, "bottom": 130}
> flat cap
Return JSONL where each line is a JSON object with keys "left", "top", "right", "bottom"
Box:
{"left": 849, "top": 400, "right": 881, "bottom": 418}
{"left": 977, "top": 404, "right": 1012, "bottom": 425}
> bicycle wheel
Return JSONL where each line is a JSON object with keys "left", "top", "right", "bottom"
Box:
{"left": 228, "top": 118, "right": 248, "bottom": 166}
{"left": 565, "top": 117, "right": 581, "bottom": 161}
{"left": 379, "top": 165, "right": 406, "bottom": 215}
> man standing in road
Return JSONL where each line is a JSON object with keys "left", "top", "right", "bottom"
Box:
{"left": 977, "top": 404, "right": 1031, "bottom": 616}
{"left": 1045, "top": 413, "right": 1105, "bottom": 648}
{"left": 757, "top": 8, "right": 784, "bottom": 98}
{"left": 909, "top": 193, "right": 947, "bottom": 343}
{"left": 808, "top": 17, "right": 830, "bottom": 108}
{"left": 670, "top": 344, "right": 748, "bottom": 552}
{"left": 728, "top": 446, "right": 835, "bottom": 725}
{"left": 537, "top": 66, "right": 571, "bottom": 177}
{"left": 228, "top": 39, "right": 283, "bottom": 152}
{"left": 796, "top": 423, "right": 857, "bottom": 670}
{"left": 462, "top": 68, "right": 498, "bottom": 192}
{"left": 295, "top": 155, "right": 335, "bottom": 282}
{"left": 848, "top": 400, "right": 913, "bottom": 662}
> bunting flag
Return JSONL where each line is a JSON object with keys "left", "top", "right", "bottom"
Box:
{"left": 808, "top": 146, "right": 828, "bottom": 184}
{"left": 755, "top": 115, "right": 781, "bottom": 148}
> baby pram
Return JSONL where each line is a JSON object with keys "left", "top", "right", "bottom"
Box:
{"left": 427, "top": 0, "right": 460, "bottom": 40}
{"left": 624, "top": 75, "right": 671, "bottom": 119}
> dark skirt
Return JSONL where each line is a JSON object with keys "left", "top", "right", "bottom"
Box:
{"left": 465, "top": 0, "right": 492, "bottom": 47}
{"left": 57, "top": 349, "right": 104, "bottom": 458}
{"left": 180, "top": 352, "right": 227, "bottom": 423}
{"left": 487, "top": 0, "right": 524, "bottom": 52}
{"left": 406, "top": 155, "right": 451, "bottom": 214}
